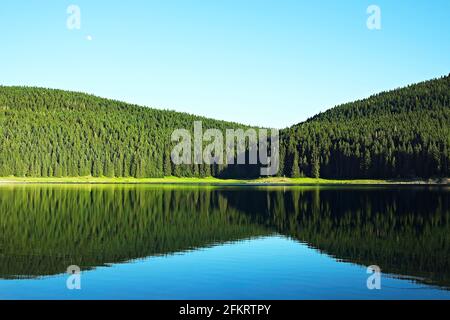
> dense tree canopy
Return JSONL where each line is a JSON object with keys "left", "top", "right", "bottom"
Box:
{"left": 0, "top": 87, "right": 254, "bottom": 178}
{"left": 0, "top": 74, "right": 449, "bottom": 179}
{"left": 280, "top": 74, "right": 450, "bottom": 179}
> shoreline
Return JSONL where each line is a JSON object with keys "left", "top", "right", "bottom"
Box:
{"left": 0, "top": 177, "right": 448, "bottom": 186}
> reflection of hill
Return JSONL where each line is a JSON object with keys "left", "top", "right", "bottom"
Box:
{"left": 0, "top": 186, "right": 270, "bottom": 278}
{"left": 1, "top": 185, "right": 449, "bottom": 290}
{"left": 222, "top": 187, "right": 450, "bottom": 289}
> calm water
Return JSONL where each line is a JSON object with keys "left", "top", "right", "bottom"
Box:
{"left": 0, "top": 185, "right": 449, "bottom": 300}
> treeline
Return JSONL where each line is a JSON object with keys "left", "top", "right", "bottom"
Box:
{"left": 0, "top": 87, "right": 256, "bottom": 178}
{"left": 0, "top": 74, "right": 449, "bottom": 179}
{"left": 280, "top": 74, "right": 450, "bottom": 178}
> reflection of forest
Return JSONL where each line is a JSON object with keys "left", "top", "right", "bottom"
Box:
{"left": 223, "top": 187, "right": 450, "bottom": 288}
{"left": 0, "top": 186, "right": 271, "bottom": 278}
{"left": 0, "top": 185, "right": 449, "bottom": 289}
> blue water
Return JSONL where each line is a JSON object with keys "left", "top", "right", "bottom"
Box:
{"left": 1, "top": 235, "right": 448, "bottom": 300}
{"left": 1, "top": 185, "right": 449, "bottom": 299}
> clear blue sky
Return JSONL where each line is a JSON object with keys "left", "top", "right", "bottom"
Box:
{"left": 0, "top": 1, "right": 449, "bottom": 128}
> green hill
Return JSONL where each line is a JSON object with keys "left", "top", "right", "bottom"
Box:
{"left": 0, "top": 87, "right": 255, "bottom": 178}
{"left": 280, "top": 74, "right": 450, "bottom": 178}
{"left": 0, "top": 74, "right": 449, "bottom": 179}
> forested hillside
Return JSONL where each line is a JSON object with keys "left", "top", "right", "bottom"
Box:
{"left": 0, "top": 87, "right": 254, "bottom": 178}
{"left": 0, "top": 74, "right": 449, "bottom": 179}
{"left": 280, "top": 74, "right": 450, "bottom": 178}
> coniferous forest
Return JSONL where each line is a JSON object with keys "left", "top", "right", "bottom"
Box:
{"left": 280, "top": 74, "right": 450, "bottom": 179}
{"left": 0, "top": 74, "right": 449, "bottom": 179}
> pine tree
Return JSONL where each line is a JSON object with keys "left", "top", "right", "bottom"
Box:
{"left": 290, "top": 153, "right": 300, "bottom": 178}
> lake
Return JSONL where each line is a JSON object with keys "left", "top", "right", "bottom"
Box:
{"left": 0, "top": 185, "right": 449, "bottom": 299}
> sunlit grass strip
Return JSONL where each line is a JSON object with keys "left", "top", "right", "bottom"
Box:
{"left": 0, "top": 176, "right": 446, "bottom": 185}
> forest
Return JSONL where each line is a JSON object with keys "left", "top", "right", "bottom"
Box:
{"left": 0, "top": 74, "right": 449, "bottom": 179}
{"left": 280, "top": 74, "right": 450, "bottom": 178}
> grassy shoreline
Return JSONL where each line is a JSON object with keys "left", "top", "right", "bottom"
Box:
{"left": 0, "top": 176, "right": 448, "bottom": 185}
